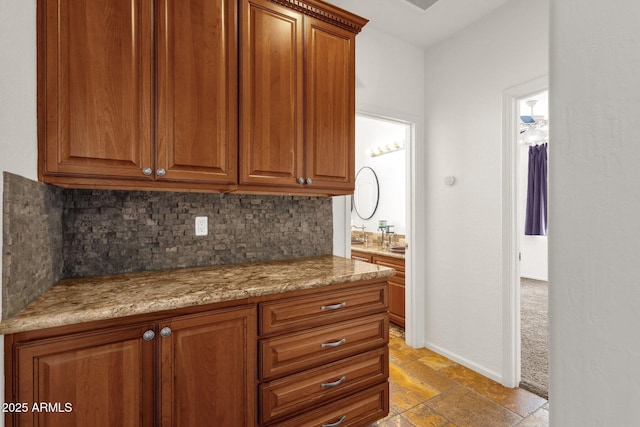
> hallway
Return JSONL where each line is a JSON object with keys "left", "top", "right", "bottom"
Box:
{"left": 370, "top": 327, "right": 548, "bottom": 426}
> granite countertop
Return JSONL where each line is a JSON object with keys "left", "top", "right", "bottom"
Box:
{"left": 350, "top": 242, "right": 406, "bottom": 260}
{"left": 0, "top": 255, "right": 395, "bottom": 335}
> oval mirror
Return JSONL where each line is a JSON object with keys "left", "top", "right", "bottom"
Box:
{"left": 353, "top": 166, "right": 379, "bottom": 220}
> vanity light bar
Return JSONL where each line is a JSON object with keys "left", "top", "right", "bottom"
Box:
{"left": 367, "top": 141, "right": 405, "bottom": 157}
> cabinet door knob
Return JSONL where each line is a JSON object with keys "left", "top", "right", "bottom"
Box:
{"left": 322, "top": 415, "right": 347, "bottom": 427}
{"left": 157, "top": 168, "right": 166, "bottom": 177}
{"left": 320, "top": 338, "right": 346, "bottom": 349}
{"left": 298, "top": 177, "right": 305, "bottom": 184}
{"left": 142, "top": 167, "right": 152, "bottom": 176}
{"left": 143, "top": 330, "right": 155, "bottom": 341}
{"left": 160, "top": 327, "right": 172, "bottom": 338}
{"left": 306, "top": 178, "right": 313, "bottom": 185}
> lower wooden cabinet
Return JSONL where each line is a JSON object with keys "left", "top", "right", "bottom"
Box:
{"left": 351, "top": 250, "right": 406, "bottom": 328}
{"left": 260, "top": 313, "right": 388, "bottom": 380}
{"left": 159, "top": 309, "right": 256, "bottom": 426}
{"left": 259, "top": 347, "right": 388, "bottom": 424}
{"left": 257, "top": 280, "right": 390, "bottom": 425}
{"left": 270, "top": 382, "right": 389, "bottom": 427}
{"left": 13, "top": 323, "right": 156, "bottom": 427}
{"left": 6, "top": 306, "right": 256, "bottom": 427}
{"left": 5, "top": 280, "right": 389, "bottom": 427}
{"left": 372, "top": 256, "right": 405, "bottom": 328}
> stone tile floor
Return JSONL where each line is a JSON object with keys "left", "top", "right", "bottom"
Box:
{"left": 370, "top": 326, "right": 549, "bottom": 427}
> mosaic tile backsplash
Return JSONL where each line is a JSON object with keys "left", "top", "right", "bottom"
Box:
{"left": 62, "top": 190, "right": 333, "bottom": 278}
{"left": 2, "top": 173, "right": 64, "bottom": 319}
{"left": 2, "top": 172, "right": 333, "bottom": 318}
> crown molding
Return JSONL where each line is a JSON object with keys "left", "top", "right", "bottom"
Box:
{"left": 269, "top": 0, "right": 369, "bottom": 34}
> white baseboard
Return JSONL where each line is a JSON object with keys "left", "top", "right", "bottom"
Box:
{"left": 422, "top": 340, "right": 505, "bottom": 385}
{"left": 521, "top": 275, "right": 548, "bottom": 282}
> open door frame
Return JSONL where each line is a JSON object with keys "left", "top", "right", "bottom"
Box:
{"left": 501, "top": 75, "right": 548, "bottom": 387}
{"left": 337, "top": 104, "right": 426, "bottom": 348}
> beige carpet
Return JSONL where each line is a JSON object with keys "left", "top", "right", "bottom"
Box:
{"left": 520, "top": 278, "right": 549, "bottom": 399}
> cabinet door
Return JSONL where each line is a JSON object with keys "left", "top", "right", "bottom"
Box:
{"left": 240, "top": 0, "right": 304, "bottom": 187}
{"left": 13, "top": 324, "right": 155, "bottom": 427}
{"left": 159, "top": 306, "right": 256, "bottom": 427}
{"left": 373, "top": 256, "right": 406, "bottom": 327}
{"left": 39, "top": 0, "right": 153, "bottom": 180}
{"left": 304, "top": 17, "right": 356, "bottom": 191}
{"left": 156, "top": 0, "right": 237, "bottom": 184}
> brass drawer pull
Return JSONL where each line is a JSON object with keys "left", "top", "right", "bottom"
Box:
{"left": 321, "top": 338, "right": 346, "bottom": 349}
{"left": 321, "top": 375, "right": 347, "bottom": 388}
{"left": 323, "top": 415, "right": 346, "bottom": 427}
{"left": 321, "top": 301, "right": 347, "bottom": 311}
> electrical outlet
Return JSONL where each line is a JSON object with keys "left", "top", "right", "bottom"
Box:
{"left": 195, "top": 216, "right": 208, "bottom": 236}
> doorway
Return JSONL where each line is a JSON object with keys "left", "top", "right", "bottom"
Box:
{"left": 501, "top": 76, "right": 549, "bottom": 391}
{"left": 347, "top": 111, "right": 416, "bottom": 341}
{"left": 517, "top": 91, "right": 549, "bottom": 399}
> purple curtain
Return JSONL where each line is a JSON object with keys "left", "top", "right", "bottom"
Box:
{"left": 525, "top": 143, "right": 548, "bottom": 236}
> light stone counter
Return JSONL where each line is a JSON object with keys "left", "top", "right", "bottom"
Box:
{"left": 350, "top": 242, "right": 406, "bottom": 260}
{"left": 0, "top": 256, "right": 394, "bottom": 335}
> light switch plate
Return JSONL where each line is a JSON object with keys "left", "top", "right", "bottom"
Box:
{"left": 195, "top": 216, "right": 208, "bottom": 236}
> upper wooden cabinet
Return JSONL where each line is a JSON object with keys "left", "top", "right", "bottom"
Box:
{"left": 155, "top": 0, "right": 238, "bottom": 185}
{"left": 38, "top": 0, "right": 237, "bottom": 191}
{"left": 240, "top": 0, "right": 363, "bottom": 193}
{"left": 38, "top": 0, "right": 154, "bottom": 182}
{"left": 37, "top": 0, "right": 366, "bottom": 195}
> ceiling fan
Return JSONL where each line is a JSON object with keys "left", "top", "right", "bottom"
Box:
{"left": 519, "top": 99, "right": 549, "bottom": 145}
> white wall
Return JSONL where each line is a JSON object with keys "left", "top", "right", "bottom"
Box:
{"left": 352, "top": 27, "right": 424, "bottom": 118}
{"left": 550, "top": 0, "right": 640, "bottom": 424}
{"left": 518, "top": 93, "right": 549, "bottom": 281}
{"left": 0, "top": 0, "right": 38, "bottom": 418}
{"left": 352, "top": 115, "right": 408, "bottom": 236}
{"left": 422, "top": 0, "right": 549, "bottom": 381}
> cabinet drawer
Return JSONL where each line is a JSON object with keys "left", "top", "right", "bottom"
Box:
{"left": 350, "top": 250, "right": 372, "bottom": 263}
{"left": 260, "top": 313, "right": 388, "bottom": 380}
{"left": 373, "top": 257, "right": 405, "bottom": 280}
{"left": 260, "top": 347, "right": 388, "bottom": 424}
{"left": 259, "top": 283, "right": 388, "bottom": 335}
{"left": 270, "top": 381, "right": 389, "bottom": 427}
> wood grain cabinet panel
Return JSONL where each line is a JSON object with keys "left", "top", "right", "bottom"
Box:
{"left": 159, "top": 307, "right": 256, "bottom": 427}
{"left": 304, "top": 18, "right": 355, "bottom": 191}
{"left": 7, "top": 306, "right": 256, "bottom": 427}
{"left": 260, "top": 347, "right": 388, "bottom": 424}
{"left": 38, "top": 0, "right": 366, "bottom": 195}
{"left": 259, "top": 312, "right": 388, "bottom": 380}
{"left": 156, "top": 0, "right": 237, "bottom": 184}
{"left": 13, "top": 323, "right": 155, "bottom": 427}
{"left": 240, "top": 0, "right": 304, "bottom": 187}
{"left": 259, "top": 282, "right": 388, "bottom": 335}
{"left": 256, "top": 280, "right": 389, "bottom": 425}
{"left": 373, "top": 255, "right": 406, "bottom": 328}
{"left": 270, "top": 382, "right": 389, "bottom": 427}
{"left": 350, "top": 250, "right": 373, "bottom": 263}
{"left": 352, "top": 250, "right": 406, "bottom": 328}
{"left": 38, "top": 0, "right": 237, "bottom": 190}
{"left": 39, "top": 0, "right": 153, "bottom": 179}
{"left": 240, "top": 0, "right": 363, "bottom": 194}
